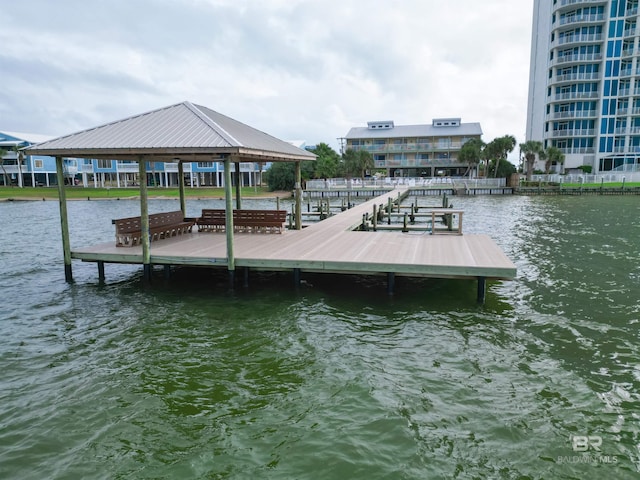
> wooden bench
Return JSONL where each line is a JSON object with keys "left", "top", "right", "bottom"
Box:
{"left": 197, "top": 209, "right": 287, "bottom": 234}
{"left": 196, "top": 209, "right": 226, "bottom": 232}
{"left": 113, "top": 211, "right": 196, "bottom": 247}
{"left": 234, "top": 209, "right": 287, "bottom": 233}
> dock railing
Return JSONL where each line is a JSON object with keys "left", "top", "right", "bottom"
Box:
{"left": 306, "top": 177, "right": 506, "bottom": 190}
{"left": 530, "top": 172, "right": 640, "bottom": 184}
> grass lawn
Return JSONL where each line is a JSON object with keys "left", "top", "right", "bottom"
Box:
{"left": 0, "top": 186, "right": 285, "bottom": 200}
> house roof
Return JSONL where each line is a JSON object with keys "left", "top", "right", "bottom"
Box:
{"left": 23, "top": 101, "right": 316, "bottom": 162}
{"left": 0, "top": 131, "right": 54, "bottom": 147}
{"left": 345, "top": 122, "right": 483, "bottom": 140}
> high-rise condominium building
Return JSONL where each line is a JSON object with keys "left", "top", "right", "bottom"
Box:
{"left": 527, "top": 0, "right": 640, "bottom": 173}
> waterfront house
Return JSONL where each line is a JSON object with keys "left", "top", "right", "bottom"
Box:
{"left": 341, "top": 118, "right": 483, "bottom": 178}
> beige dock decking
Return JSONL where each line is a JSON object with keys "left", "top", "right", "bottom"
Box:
{"left": 72, "top": 188, "right": 517, "bottom": 281}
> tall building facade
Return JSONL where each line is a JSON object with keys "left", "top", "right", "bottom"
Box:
{"left": 527, "top": 0, "right": 640, "bottom": 172}
{"left": 343, "top": 118, "right": 482, "bottom": 177}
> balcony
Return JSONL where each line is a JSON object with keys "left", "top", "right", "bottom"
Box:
{"left": 555, "top": 71, "right": 600, "bottom": 83}
{"left": 559, "top": 14, "right": 605, "bottom": 26}
{"left": 558, "top": 146, "right": 595, "bottom": 154}
{"left": 557, "top": 0, "right": 607, "bottom": 8}
{"left": 624, "top": 28, "right": 638, "bottom": 38}
{"left": 619, "top": 88, "right": 631, "bottom": 96}
{"left": 556, "top": 33, "right": 603, "bottom": 46}
{"left": 627, "top": 7, "right": 639, "bottom": 17}
{"left": 550, "top": 129, "right": 595, "bottom": 138}
{"left": 349, "top": 143, "right": 464, "bottom": 154}
{"left": 548, "top": 110, "right": 597, "bottom": 119}
{"left": 554, "top": 91, "right": 599, "bottom": 101}
{"left": 554, "top": 52, "right": 602, "bottom": 65}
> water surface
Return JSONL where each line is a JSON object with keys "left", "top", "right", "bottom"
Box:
{"left": 0, "top": 195, "right": 638, "bottom": 479}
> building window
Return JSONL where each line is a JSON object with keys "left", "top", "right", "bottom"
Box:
{"left": 34, "top": 159, "right": 43, "bottom": 168}
{"left": 97, "top": 159, "right": 112, "bottom": 169}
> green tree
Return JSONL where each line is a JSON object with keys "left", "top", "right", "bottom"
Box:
{"left": 342, "top": 148, "right": 374, "bottom": 180}
{"left": 310, "top": 143, "right": 340, "bottom": 179}
{"left": 265, "top": 162, "right": 295, "bottom": 191}
{"left": 485, "top": 135, "right": 517, "bottom": 178}
{"left": 458, "top": 138, "right": 485, "bottom": 177}
{"left": 265, "top": 161, "right": 315, "bottom": 191}
{"left": 544, "top": 146, "right": 565, "bottom": 174}
{"left": 519, "top": 140, "right": 546, "bottom": 181}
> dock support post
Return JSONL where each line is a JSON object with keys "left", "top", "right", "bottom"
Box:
{"left": 234, "top": 162, "right": 242, "bottom": 210}
{"left": 295, "top": 161, "right": 302, "bottom": 230}
{"left": 55, "top": 157, "right": 73, "bottom": 283}
{"left": 387, "top": 272, "right": 395, "bottom": 295}
{"left": 98, "top": 261, "right": 105, "bottom": 283}
{"left": 224, "top": 157, "right": 236, "bottom": 284}
{"left": 164, "top": 265, "right": 171, "bottom": 280}
{"left": 293, "top": 268, "right": 301, "bottom": 286}
{"left": 477, "top": 276, "right": 486, "bottom": 304}
{"left": 138, "top": 157, "right": 152, "bottom": 283}
{"left": 372, "top": 204, "right": 378, "bottom": 231}
{"left": 243, "top": 267, "right": 249, "bottom": 288}
{"left": 387, "top": 197, "right": 392, "bottom": 225}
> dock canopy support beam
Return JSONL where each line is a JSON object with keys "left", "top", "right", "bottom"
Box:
{"left": 139, "top": 157, "right": 152, "bottom": 282}
{"left": 55, "top": 156, "right": 73, "bottom": 283}
{"left": 178, "top": 161, "right": 186, "bottom": 216}
{"left": 477, "top": 276, "right": 486, "bottom": 304}
{"left": 224, "top": 157, "right": 236, "bottom": 285}
{"left": 235, "top": 161, "right": 242, "bottom": 210}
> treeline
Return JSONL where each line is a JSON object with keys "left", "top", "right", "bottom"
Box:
{"left": 266, "top": 143, "right": 372, "bottom": 191}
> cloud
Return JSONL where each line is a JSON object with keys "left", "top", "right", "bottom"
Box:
{"left": 0, "top": 0, "right": 532, "bottom": 157}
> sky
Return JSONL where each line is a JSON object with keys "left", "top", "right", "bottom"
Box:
{"left": 0, "top": 0, "right": 533, "bottom": 159}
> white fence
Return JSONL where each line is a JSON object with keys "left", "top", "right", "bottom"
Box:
{"left": 306, "top": 177, "right": 506, "bottom": 189}
{"left": 531, "top": 173, "right": 640, "bottom": 183}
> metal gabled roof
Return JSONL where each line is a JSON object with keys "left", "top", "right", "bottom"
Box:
{"left": 23, "top": 101, "right": 316, "bottom": 162}
{"left": 345, "top": 122, "right": 483, "bottom": 140}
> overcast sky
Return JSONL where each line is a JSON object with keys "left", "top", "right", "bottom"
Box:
{"left": 1, "top": 0, "right": 533, "bottom": 158}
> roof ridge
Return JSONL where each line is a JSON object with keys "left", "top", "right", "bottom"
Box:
{"left": 185, "top": 102, "right": 241, "bottom": 147}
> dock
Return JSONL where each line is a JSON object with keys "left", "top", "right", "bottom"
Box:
{"left": 72, "top": 188, "right": 516, "bottom": 302}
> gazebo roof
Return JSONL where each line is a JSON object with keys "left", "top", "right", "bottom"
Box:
{"left": 23, "top": 101, "right": 316, "bottom": 162}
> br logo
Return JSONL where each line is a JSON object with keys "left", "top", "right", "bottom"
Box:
{"left": 572, "top": 435, "right": 602, "bottom": 452}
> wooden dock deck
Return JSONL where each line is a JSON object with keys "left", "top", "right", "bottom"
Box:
{"left": 72, "top": 188, "right": 516, "bottom": 300}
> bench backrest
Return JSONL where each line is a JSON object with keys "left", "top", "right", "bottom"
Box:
{"left": 200, "top": 209, "right": 227, "bottom": 221}
{"left": 233, "top": 209, "right": 287, "bottom": 223}
{"left": 113, "top": 211, "right": 185, "bottom": 233}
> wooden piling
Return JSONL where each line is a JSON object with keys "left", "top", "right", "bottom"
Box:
{"left": 55, "top": 156, "right": 73, "bottom": 283}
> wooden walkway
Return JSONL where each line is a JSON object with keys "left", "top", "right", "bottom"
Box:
{"left": 72, "top": 188, "right": 516, "bottom": 299}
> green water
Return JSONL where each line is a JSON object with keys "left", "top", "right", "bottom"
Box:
{"left": 0, "top": 195, "right": 638, "bottom": 479}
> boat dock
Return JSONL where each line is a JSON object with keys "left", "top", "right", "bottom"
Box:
{"left": 72, "top": 187, "right": 516, "bottom": 302}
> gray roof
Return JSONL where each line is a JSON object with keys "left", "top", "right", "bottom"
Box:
{"left": 23, "top": 101, "right": 316, "bottom": 162}
{"left": 0, "top": 131, "right": 54, "bottom": 146}
{"left": 345, "top": 122, "right": 483, "bottom": 140}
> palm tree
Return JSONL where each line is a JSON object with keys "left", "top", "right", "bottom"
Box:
{"left": 485, "top": 135, "right": 517, "bottom": 178}
{"left": 544, "top": 146, "right": 565, "bottom": 174}
{"left": 458, "top": 138, "right": 485, "bottom": 177}
{"left": 519, "top": 140, "right": 546, "bottom": 181}
{"left": 0, "top": 148, "right": 10, "bottom": 186}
